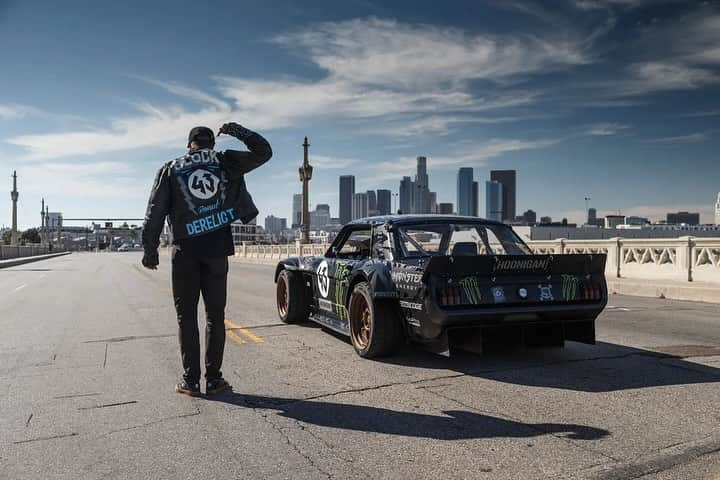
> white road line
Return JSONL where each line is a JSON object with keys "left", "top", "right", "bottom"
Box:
{"left": 13, "top": 284, "right": 27, "bottom": 292}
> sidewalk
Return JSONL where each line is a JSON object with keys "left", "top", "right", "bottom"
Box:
{"left": 0, "top": 251, "right": 71, "bottom": 269}
{"left": 607, "top": 277, "right": 720, "bottom": 304}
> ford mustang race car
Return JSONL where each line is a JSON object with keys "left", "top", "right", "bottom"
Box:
{"left": 274, "top": 215, "right": 607, "bottom": 358}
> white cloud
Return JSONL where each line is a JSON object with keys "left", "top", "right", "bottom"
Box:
{"left": 647, "top": 132, "right": 707, "bottom": 143}
{"left": 368, "top": 114, "right": 535, "bottom": 137}
{"left": 571, "top": 0, "right": 646, "bottom": 10}
{"left": 19, "top": 161, "right": 143, "bottom": 199}
{"left": 586, "top": 122, "right": 630, "bottom": 136}
{"left": 681, "top": 110, "right": 720, "bottom": 117}
{"left": 274, "top": 17, "right": 587, "bottom": 90}
{"left": 0, "top": 104, "right": 43, "bottom": 120}
{"left": 8, "top": 100, "right": 231, "bottom": 160}
{"left": 7, "top": 17, "right": 580, "bottom": 160}
{"left": 311, "top": 155, "right": 359, "bottom": 169}
{"left": 606, "top": 9, "right": 720, "bottom": 96}
{"left": 619, "top": 61, "right": 719, "bottom": 96}
{"left": 371, "top": 137, "right": 558, "bottom": 179}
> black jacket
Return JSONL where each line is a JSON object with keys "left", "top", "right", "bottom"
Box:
{"left": 142, "top": 126, "right": 272, "bottom": 254}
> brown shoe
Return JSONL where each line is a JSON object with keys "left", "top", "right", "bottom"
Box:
{"left": 175, "top": 380, "right": 200, "bottom": 397}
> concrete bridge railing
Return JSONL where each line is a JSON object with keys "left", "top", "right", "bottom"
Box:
{"left": 235, "top": 237, "right": 720, "bottom": 285}
{"left": 0, "top": 244, "right": 50, "bottom": 260}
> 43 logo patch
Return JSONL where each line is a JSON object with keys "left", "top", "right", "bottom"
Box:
{"left": 188, "top": 169, "right": 220, "bottom": 200}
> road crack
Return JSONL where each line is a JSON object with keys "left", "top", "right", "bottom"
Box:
{"left": 13, "top": 432, "right": 78, "bottom": 444}
{"left": 256, "top": 409, "right": 334, "bottom": 479}
{"left": 103, "top": 407, "right": 201, "bottom": 436}
{"left": 585, "top": 430, "right": 720, "bottom": 480}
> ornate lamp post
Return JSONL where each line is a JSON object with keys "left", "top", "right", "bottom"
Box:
{"left": 298, "top": 137, "right": 313, "bottom": 244}
{"left": 10, "top": 171, "right": 19, "bottom": 245}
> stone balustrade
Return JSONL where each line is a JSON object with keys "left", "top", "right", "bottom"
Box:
{"left": 235, "top": 237, "right": 720, "bottom": 284}
{"left": 0, "top": 244, "right": 50, "bottom": 260}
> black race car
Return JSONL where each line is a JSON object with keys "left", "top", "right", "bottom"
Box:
{"left": 275, "top": 215, "right": 607, "bottom": 358}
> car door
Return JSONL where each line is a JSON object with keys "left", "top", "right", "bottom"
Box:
{"left": 314, "top": 226, "right": 372, "bottom": 324}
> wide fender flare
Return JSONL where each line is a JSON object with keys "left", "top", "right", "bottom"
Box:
{"left": 344, "top": 262, "right": 397, "bottom": 306}
{"left": 274, "top": 258, "right": 301, "bottom": 283}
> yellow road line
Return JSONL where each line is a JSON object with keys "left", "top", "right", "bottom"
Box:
{"left": 226, "top": 329, "right": 246, "bottom": 345}
{"left": 225, "top": 319, "right": 265, "bottom": 344}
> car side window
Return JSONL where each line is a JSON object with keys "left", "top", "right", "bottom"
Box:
{"left": 372, "top": 228, "right": 393, "bottom": 261}
{"left": 336, "top": 229, "right": 372, "bottom": 259}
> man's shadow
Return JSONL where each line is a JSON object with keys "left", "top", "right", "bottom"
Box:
{"left": 205, "top": 392, "right": 609, "bottom": 441}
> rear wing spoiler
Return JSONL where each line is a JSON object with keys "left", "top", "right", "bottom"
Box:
{"left": 421, "top": 254, "right": 607, "bottom": 280}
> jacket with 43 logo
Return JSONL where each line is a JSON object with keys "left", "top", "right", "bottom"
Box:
{"left": 142, "top": 125, "right": 272, "bottom": 254}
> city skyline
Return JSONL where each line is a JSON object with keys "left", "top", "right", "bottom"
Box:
{"left": 1, "top": 0, "right": 719, "bottom": 229}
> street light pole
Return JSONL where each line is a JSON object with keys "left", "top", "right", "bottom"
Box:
{"left": 298, "top": 137, "right": 313, "bottom": 244}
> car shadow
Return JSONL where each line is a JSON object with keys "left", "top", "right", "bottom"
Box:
{"left": 204, "top": 392, "right": 609, "bottom": 441}
{"left": 378, "top": 341, "right": 720, "bottom": 393}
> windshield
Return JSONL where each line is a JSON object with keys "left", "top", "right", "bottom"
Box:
{"left": 396, "top": 223, "right": 531, "bottom": 258}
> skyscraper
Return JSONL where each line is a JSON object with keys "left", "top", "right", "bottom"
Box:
{"left": 376, "top": 189, "right": 391, "bottom": 215}
{"left": 485, "top": 181, "right": 503, "bottom": 222}
{"left": 352, "top": 192, "right": 368, "bottom": 220}
{"left": 588, "top": 208, "right": 597, "bottom": 225}
{"left": 522, "top": 209, "right": 537, "bottom": 224}
{"left": 399, "top": 176, "right": 413, "bottom": 214}
{"left": 310, "top": 204, "right": 330, "bottom": 227}
{"left": 456, "top": 167, "right": 474, "bottom": 216}
{"left": 339, "top": 175, "right": 355, "bottom": 225}
{"left": 438, "top": 203, "right": 454, "bottom": 214}
{"left": 715, "top": 193, "right": 720, "bottom": 225}
{"left": 265, "top": 215, "right": 287, "bottom": 236}
{"left": 366, "top": 190, "right": 377, "bottom": 216}
{"left": 414, "top": 156, "right": 430, "bottom": 213}
{"left": 472, "top": 181, "right": 479, "bottom": 217}
{"left": 429, "top": 192, "right": 437, "bottom": 214}
{"left": 490, "top": 170, "right": 516, "bottom": 221}
{"left": 291, "top": 194, "right": 302, "bottom": 227}
{"left": 667, "top": 211, "right": 700, "bottom": 225}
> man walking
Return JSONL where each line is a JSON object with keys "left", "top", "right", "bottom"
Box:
{"left": 142, "top": 122, "right": 271, "bottom": 396}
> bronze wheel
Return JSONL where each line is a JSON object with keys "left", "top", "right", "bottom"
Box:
{"left": 349, "top": 292, "right": 371, "bottom": 349}
{"left": 277, "top": 274, "right": 289, "bottom": 318}
{"left": 276, "top": 269, "right": 309, "bottom": 324}
{"left": 348, "top": 282, "right": 402, "bottom": 358}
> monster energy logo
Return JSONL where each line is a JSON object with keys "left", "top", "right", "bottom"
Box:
{"left": 458, "top": 276, "right": 482, "bottom": 304}
{"left": 561, "top": 274, "right": 580, "bottom": 301}
{"left": 335, "top": 263, "right": 352, "bottom": 320}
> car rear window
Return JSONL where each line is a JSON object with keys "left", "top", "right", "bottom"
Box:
{"left": 397, "top": 223, "right": 530, "bottom": 257}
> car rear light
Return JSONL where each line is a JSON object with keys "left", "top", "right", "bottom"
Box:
{"left": 437, "top": 283, "right": 483, "bottom": 306}
{"left": 438, "top": 286, "right": 463, "bottom": 306}
{"left": 581, "top": 279, "right": 602, "bottom": 301}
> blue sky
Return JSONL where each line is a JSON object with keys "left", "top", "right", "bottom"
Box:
{"left": 1, "top": 0, "right": 719, "bottom": 229}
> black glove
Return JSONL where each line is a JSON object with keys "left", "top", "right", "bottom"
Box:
{"left": 142, "top": 251, "right": 159, "bottom": 270}
{"left": 218, "top": 122, "right": 252, "bottom": 140}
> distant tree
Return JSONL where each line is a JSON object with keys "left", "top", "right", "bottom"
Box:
{"left": 1, "top": 230, "right": 11, "bottom": 245}
{"left": 20, "top": 228, "right": 41, "bottom": 244}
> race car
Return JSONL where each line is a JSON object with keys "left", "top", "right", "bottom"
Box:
{"left": 274, "top": 215, "right": 607, "bottom": 358}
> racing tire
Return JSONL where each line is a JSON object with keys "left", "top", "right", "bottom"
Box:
{"left": 276, "top": 269, "right": 310, "bottom": 324}
{"left": 348, "top": 282, "right": 401, "bottom": 358}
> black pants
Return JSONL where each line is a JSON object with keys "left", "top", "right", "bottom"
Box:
{"left": 171, "top": 249, "right": 228, "bottom": 383}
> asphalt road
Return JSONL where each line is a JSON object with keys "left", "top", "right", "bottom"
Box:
{"left": 2, "top": 252, "right": 720, "bottom": 480}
